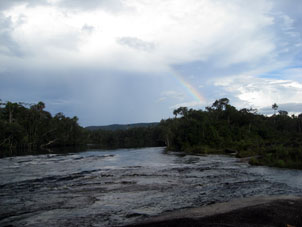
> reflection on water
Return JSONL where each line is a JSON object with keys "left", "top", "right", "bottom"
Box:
{"left": 1, "top": 147, "right": 302, "bottom": 226}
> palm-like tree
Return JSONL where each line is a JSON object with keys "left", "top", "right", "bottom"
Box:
{"left": 272, "top": 103, "right": 278, "bottom": 115}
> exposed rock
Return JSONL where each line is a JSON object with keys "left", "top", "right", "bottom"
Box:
{"left": 127, "top": 196, "right": 302, "bottom": 227}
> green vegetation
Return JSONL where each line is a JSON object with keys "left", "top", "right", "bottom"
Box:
{"left": 88, "top": 98, "right": 302, "bottom": 169}
{"left": 88, "top": 126, "right": 165, "bottom": 149}
{"left": 86, "top": 122, "right": 158, "bottom": 131}
{"left": 1, "top": 98, "right": 302, "bottom": 169}
{"left": 159, "top": 98, "right": 302, "bottom": 169}
{"left": 0, "top": 100, "right": 87, "bottom": 157}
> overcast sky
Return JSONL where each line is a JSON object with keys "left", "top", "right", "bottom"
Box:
{"left": 0, "top": 0, "right": 301, "bottom": 126}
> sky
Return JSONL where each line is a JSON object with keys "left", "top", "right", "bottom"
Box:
{"left": 0, "top": 0, "right": 301, "bottom": 126}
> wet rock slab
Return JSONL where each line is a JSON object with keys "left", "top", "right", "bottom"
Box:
{"left": 127, "top": 196, "right": 302, "bottom": 227}
{"left": 1, "top": 147, "right": 302, "bottom": 226}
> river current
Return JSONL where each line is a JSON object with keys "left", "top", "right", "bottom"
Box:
{"left": 1, "top": 147, "right": 302, "bottom": 226}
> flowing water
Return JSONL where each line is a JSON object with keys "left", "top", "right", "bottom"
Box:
{"left": 1, "top": 147, "right": 302, "bottom": 226}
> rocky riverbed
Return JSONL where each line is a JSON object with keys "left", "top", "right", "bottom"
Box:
{"left": 1, "top": 147, "right": 302, "bottom": 226}
{"left": 127, "top": 195, "right": 302, "bottom": 227}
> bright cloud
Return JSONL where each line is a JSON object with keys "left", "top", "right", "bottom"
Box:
{"left": 0, "top": 0, "right": 302, "bottom": 125}
{"left": 2, "top": 0, "right": 299, "bottom": 72}
{"left": 213, "top": 75, "right": 302, "bottom": 112}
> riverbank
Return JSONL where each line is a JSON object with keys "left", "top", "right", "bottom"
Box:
{"left": 127, "top": 195, "right": 302, "bottom": 227}
{"left": 175, "top": 144, "right": 302, "bottom": 170}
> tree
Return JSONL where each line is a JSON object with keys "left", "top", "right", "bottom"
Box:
{"left": 5, "top": 102, "right": 20, "bottom": 124}
{"left": 278, "top": 110, "right": 288, "bottom": 116}
{"left": 297, "top": 114, "right": 302, "bottom": 133}
{"left": 212, "top": 98, "right": 230, "bottom": 111}
{"left": 173, "top": 107, "right": 188, "bottom": 118}
{"left": 30, "top": 101, "right": 45, "bottom": 112}
{"left": 0, "top": 100, "right": 87, "bottom": 156}
{"left": 272, "top": 103, "right": 278, "bottom": 115}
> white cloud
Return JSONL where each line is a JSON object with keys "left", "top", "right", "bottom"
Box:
{"left": 1, "top": 0, "right": 300, "bottom": 74}
{"left": 0, "top": 0, "right": 49, "bottom": 10}
{"left": 278, "top": 68, "right": 302, "bottom": 83}
{"left": 213, "top": 75, "right": 302, "bottom": 109}
{"left": 81, "top": 24, "right": 94, "bottom": 33}
{"left": 57, "top": 0, "right": 125, "bottom": 12}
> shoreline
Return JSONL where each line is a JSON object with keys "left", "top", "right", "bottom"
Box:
{"left": 126, "top": 195, "right": 302, "bottom": 227}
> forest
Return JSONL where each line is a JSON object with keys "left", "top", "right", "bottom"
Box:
{"left": 0, "top": 100, "right": 87, "bottom": 157}
{"left": 1, "top": 98, "right": 302, "bottom": 169}
{"left": 159, "top": 98, "right": 302, "bottom": 169}
{"left": 87, "top": 98, "right": 302, "bottom": 169}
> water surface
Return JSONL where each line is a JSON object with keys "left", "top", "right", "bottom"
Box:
{"left": 1, "top": 147, "right": 302, "bottom": 226}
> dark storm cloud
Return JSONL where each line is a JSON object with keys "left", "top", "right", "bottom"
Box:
{"left": 0, "top": 66, "right": 177, "bottom": 126}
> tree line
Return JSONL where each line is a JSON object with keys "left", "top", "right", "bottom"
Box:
{"left": 88, "top": 126, "right": 165, "bottom": 149}
{"left": 0, "top": 100, "right": 87, "bottom": 156}
{"left": 158, "top": 98, "right": 302, "bottom": 169}
{"left": 87, "top": 98, "right": 302, "bottom": 169}
{"left": 1, "top": 98, "right": 302, "bottom": 169}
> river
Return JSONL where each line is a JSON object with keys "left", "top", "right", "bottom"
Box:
{"left": 1, "top": 147, "right": 302, "bottom": 226}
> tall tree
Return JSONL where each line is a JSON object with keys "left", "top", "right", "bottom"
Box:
{"left": 272, "top": 103, "right": 278, "bottom": 115}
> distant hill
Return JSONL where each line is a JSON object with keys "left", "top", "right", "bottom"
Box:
{"left": 85, "top": 122, "right": 159, "bottom": 131}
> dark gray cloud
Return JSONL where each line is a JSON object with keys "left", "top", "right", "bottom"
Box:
{"left": 0, "top": 67, "right": 180, "bottom": 126}
{"left": 117, "top": 37, "right": 155, "bottom": 52}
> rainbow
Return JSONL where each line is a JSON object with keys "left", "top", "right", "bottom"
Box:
{"left": 171, "top": 70, "right": 205, "bottom": 104}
